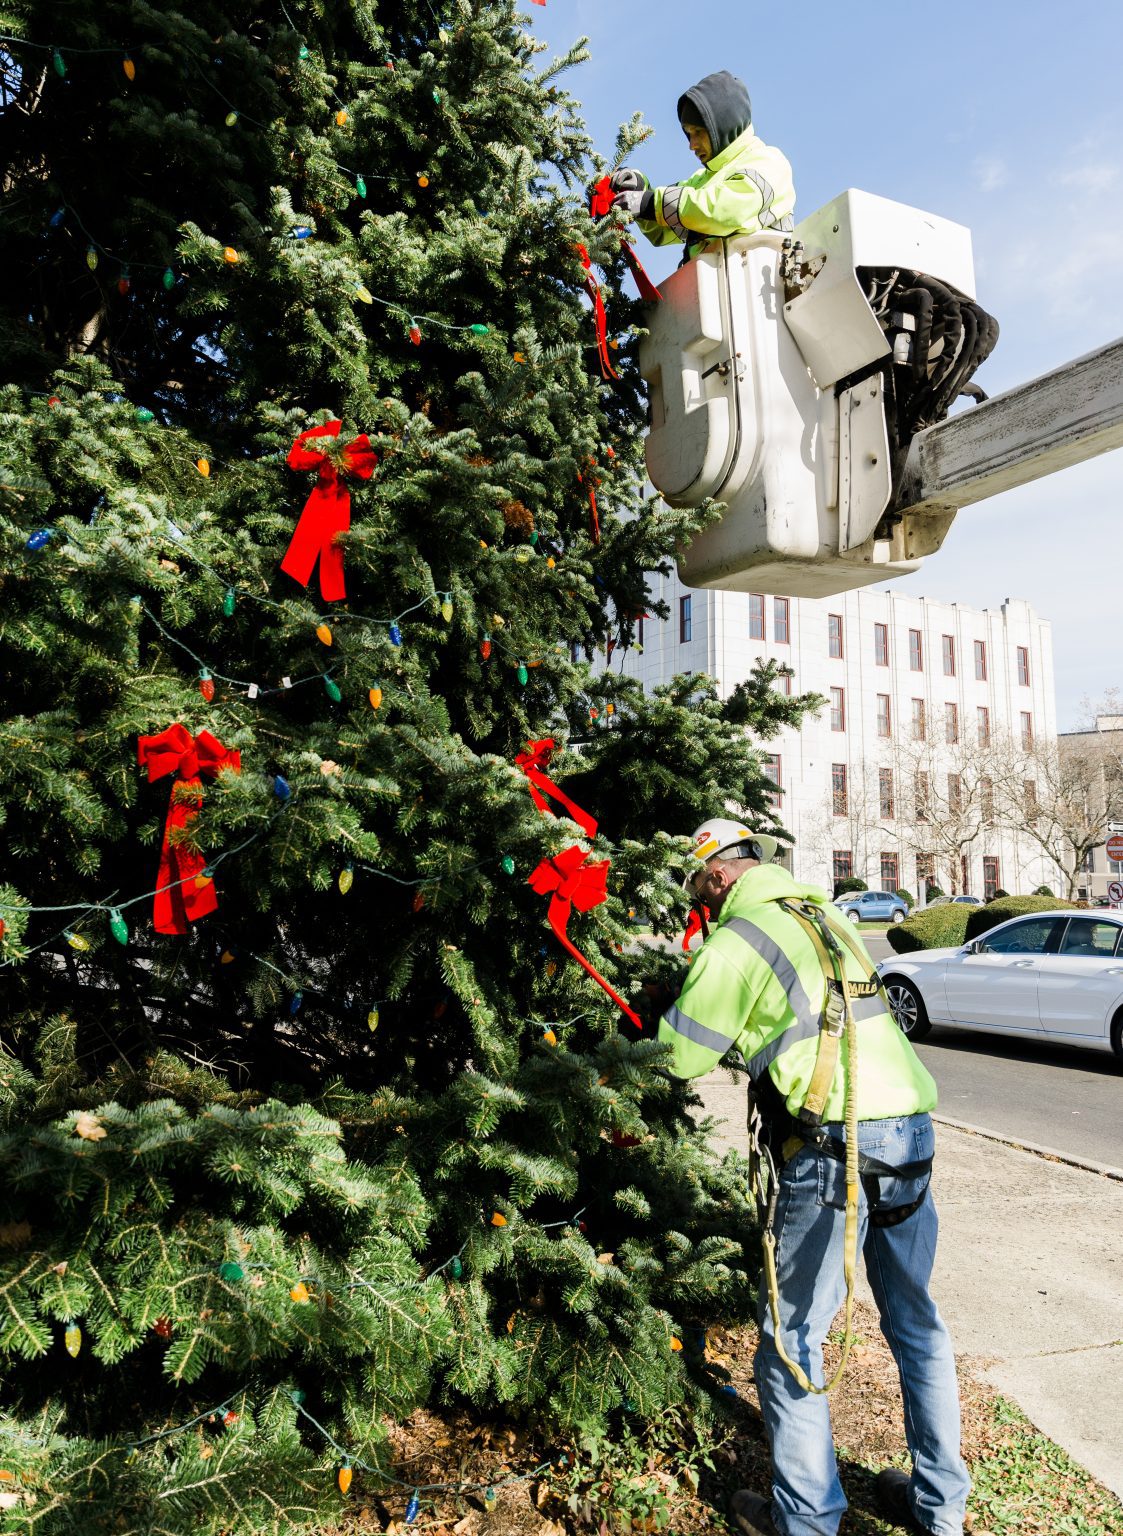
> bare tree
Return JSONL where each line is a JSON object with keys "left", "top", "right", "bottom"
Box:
{"left": 801, "top": 759, "right": 885, "bottom": 891}
{"left": 890, "top": 736, "right": 998, "bottom": 895}
{"left": 990, "top": 730, "right": 1110, "bottom": 899}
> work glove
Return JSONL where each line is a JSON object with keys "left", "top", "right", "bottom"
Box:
{"left": 612, "top": 187, "right": 655, "bottom": 221}
{"left": 608, "top": 167, "right": 646, "bottom": 192}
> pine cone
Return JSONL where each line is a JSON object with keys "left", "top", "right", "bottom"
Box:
{"left": 501, "top": 498, "right": 534, "bottom": 537}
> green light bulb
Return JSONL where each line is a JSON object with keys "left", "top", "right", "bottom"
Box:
{"left": 517, "top": 663, "right": 528, "bottom": 686}
{"left": 501, "top": 856, "right": 515, "bottom": 876}
{"left": 469, "top": 323, "right": 489, "bottom": 335}
{"left": 163, "top": 267, "right": 175, "bottom": 290}
{"left": 449, "top": 1256, "right": 463, "bottom": 1279}
{"left": 86, "top": 245, "right": 98, "bottom": 271}
{"left": 52, "top": 48, "right": 66, "bottom": 77}
{"left": 108, "top": 908, "right": 128, "bottom": 945}
{"left": 355, "top": 174, "right": 367, "bottom": 198}
{"left": 136, "top": 407, "right": 154, "bottom": 423}
{"left": 323, "top": 675, "right": 342, "bottom": 702}
{"left": 298, "top": 44, "right": 310, "bottom": 59}
{"left": 218, "top": 1261, "right": 244, "bottom": 1282}
{"left": 223, "top": 587, "right": 236, "bottom": 617}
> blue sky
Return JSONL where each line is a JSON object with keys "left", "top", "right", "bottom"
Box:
{"left": 533, "top": 0, "right": 1123, "bottom": 728}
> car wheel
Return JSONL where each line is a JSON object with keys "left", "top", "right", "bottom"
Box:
{"left": 847, "top": 910, "right": 861, "bottom": 925}
{"left": 1111, "top": 1009, "right": 1123, "bottom": 1067}
{"left": 891, "top": 909, "right": 905, "bottom": 924}
{"left": 883, "top": 976, "right": 931, "bottom": 1042}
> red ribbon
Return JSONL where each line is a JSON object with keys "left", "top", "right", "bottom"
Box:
{"left": 517, "top": 741, "right": 643, "bottom": 1030}
{"left": 515, "top": 739, "right": 597, "bottom": 836}
{"left": 282, "top": 421, "right": 378, "bottom": 602}
{"left": 137, "top": 725, "right": 241, "bottom": 935}
{"left": 578, "top": 462, "right": 601, "bottom": 545}
{"left": 575, "top": 243, "right": 618, "bottom": 382}
{"left": 589, "top": 176, "right": 664, "bottom": 303}
{"left": 682, "top": 904, "right": 711, "bottom": 952}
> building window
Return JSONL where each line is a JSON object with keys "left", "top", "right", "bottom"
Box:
{"left": 1017, "top": 645, "right": 1031, "bottom": 687}
{"left": 983, "top": 855, "right": 1000, "bottom": 901}
{"left": 775, "top": 667, "right": 793, "bottom": 696}
{"left": 915, "top": 772, "right": 930, "bottom": 822}
{"left": 679, "top": 594, "right": 692, "bottom": 643}
{"left": 879, "top": 767, "right": 895, "bottom": 819}
{"left": 909, "top": 629, "right": 923, "bottom": 671}
{"left": 828, "top": 612, "right": 843, "bottom": 659}
{"left": 1020, "top": 711, "right": 1034, "bottom": 749}
{"left": 762, "top": 753, "right": 782, "bottom": 810}
{"left": 749, "top": 593, "right": 765, "bottom": 640}
{"left": 832, "top": 763, "right": 848, "bottom": 816}
{"left": 948, "top": 772, "right": 962, "bottom": 815}
{"left": 942, "top": 634, "right": 956, "bottom": 676}
{"left": 911, "top": 698, "right": 926, "bottom": 741}
{"left": 880, "top": 852, "right": 900, "bottom": 892}
{"left": 974, "top": 640, "right": 987, "bottom": 681}
{"left": 830, "top": 686, "right": 845, "bottom": 731}
{"left": 874, "top": 622, "right": 889, "bottom": 667}
{"left": 916, "top": 853, "right": 935, "bottom": 893}
{"left": 876, "top": 694, "right": 892, "bottom": 738}
{"left": 1024, "top": 779, "right": 1038, "bottom": 826}
{"left": 961, "top": 854, "right": 971, "bottom": 895}
{"left": 636, "top": 615, "right": 645, "bottom": 649}
{"left": 981, "top": 776, "right": 994, "bottom": 825}
{"left": 832, "top": 850, "right": 853, "bottom": 885}
{"left": 977, "top": 705, "right": 990, "bottom": 746}
{"left": 774, "top": 597, "right": 790, "bottom": 645}
{"left": 945, "top": 702, "right": 959, "bottom": 744}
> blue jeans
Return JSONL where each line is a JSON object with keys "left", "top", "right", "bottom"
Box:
{"left": 754, "top": 1114, "right": 970, "bottom": 1536}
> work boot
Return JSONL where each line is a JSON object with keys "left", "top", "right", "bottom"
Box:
{"left": 876, "top": 1468, "right": 934, "bottom": 1534}
{"left": 729, "top": 1488, "right": 779, "bottom": 1535}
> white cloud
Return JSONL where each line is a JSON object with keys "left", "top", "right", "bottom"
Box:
{"left": 973, "top": 154, "right": 1007, "bottom": 192}
{"left": 1052, "top": 160, "right": 1119, "bottom": 196}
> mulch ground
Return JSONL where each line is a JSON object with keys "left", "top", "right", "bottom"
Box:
{"left": 329, "top": 1299, "right": 1123, "bottom": 1535}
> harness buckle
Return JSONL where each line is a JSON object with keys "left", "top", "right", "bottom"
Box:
{"left": 822, "top": 982, "right": 846, "bottom": 1037}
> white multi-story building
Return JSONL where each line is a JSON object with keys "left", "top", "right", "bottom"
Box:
{"left": 618, "top": 576, "right": 1063, "bottom": 899}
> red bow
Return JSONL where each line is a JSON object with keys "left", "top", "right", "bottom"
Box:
{"left": 682, "top": 904, "right": 711, "bottom": 952}
{"left": 137, "top": 725, "right": 241, "bottom": 935}
{"left": 281, "top": 421, "right": 378, "bottom": 602}
{"left": 515, "top": 739, "right": 597, "bottom": 836}
{"left": 588, "top": 177, "right": 663, "bottom": 304}
{"left": 517, "top": 740, "right": 643, "bottom": 1030}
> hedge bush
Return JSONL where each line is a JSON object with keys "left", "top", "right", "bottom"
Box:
{"left": 835, "top": 876, "right": 868, "bottom": 897}
{"left": 886, "top": 904, "right": 971, "bottom": 953}
{"left": 895, "top": 888, "right": 915, "bottom": 910}
{"left": 964, "top": 894, "right": 1075, "bottom": 941}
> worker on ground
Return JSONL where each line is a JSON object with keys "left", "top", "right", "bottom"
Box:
{"left": 656, "top": 819, "right": 970, "bottom": 1536}
{"left": 609, "top": 70, "right": 795, "bottom": 259}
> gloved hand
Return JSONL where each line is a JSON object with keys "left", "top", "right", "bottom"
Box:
{"left": 608, "top": 167, "right": 646, "bottom": 192}
{"left": 612, "top": 188, "right": 655, "bottom": 221}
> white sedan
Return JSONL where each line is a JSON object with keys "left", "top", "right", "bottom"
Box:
{"left": 878, "top": 910, "right": 1123, "bottom": 1061}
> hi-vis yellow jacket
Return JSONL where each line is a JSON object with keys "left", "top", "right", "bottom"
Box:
{"left": 636, "top": 126, "right": 796, "bottom": 260}
{"left": 658, "top": 865, "right": 937, "bottom": 1122}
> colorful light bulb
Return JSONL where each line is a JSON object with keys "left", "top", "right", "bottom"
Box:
{"left": 449, "top": 1255, "right": 463, "bottom": 1279}
{"left": 225, "top": 111, "right": 239, "bottom": 126}
{"left": 273, "top": 774, "right": 292, "bottom": 801}
{"left": 108, "top": 908, "right": 128, "bottom": 945}
{"left": 65, "top": 930, "right": 90, "bottom": 952}
{"left": 514, "top": 546, "right": 533, "bottom": 564}
{"left": 368, "top": 686, "right": 383, "bottom": 709}
{"left": 117, "top": 269, "right": 131, "bottom": 295}
{"left": 196, "top": 457, "right": 211, "bottom": 477}
{"left": 223, "top": 246, "right": 239, "bottom": 264}
{"left": 49, "top": 207, "right": 65, "bottom": 228}
{"left": 323, "top": 675, "right": 342, "bottom": 702}
{"left": 198, "top": 669, "right": 215, "bottom": 702}
{"left": 222, "top": 586, "right": 235, "bottom": 616}
{"left": 220, "top": 948, "right": 236, "bottom": 964}
{"left": 469, "top": 323, "right": 489, "bottom": 335}
{"left": 290, "top": 1281, "right": 311, "bottom": 1304}
{"left": 354, "top": 284, "right": 373, "bottom": 303}
{"left": 338, "top": 865, "right": 354, "bottom": 895}
{"left": 490, "top": 1212, "right": 507, "bottom": 1227}
{"left": 218, "top": 1261, "right": 244, "bottom": 1282}
{"left": 85, "top": 245, "right": 98, "bottom": 270}
{"left": 25, "top": 529, "right": 52, "bottom": 551}
{"left": 408, "top": 323, "right": 421, "bottom": 345}
{"left": 194, "top": 867, "right": 214, "bottom": 891}
{"left": 63, "top": 1323, "right": 81, "bottom": 1357}
{"left": 335, "top": 108, "right": 347, "bottom": 126}
{"left": 315, "top": 622, "right": 332, "bottom": 645}
{"left": 405, "top": 1494, "right": 420, "bottom": 1523}
{"left": 411, "top": 889, "right": 425, "bottom": 913}
{"left": 517, "top": 663, "right": 528, "bottom": 686}
{"left": 480, "top": 637, "right": 491, "bottom": 660}
{"left": 291, "top": 225, "right": 312, "bottom": 239}
{"left": 440, "top": 597, "right": 453, "bottom": 622}
{"left": 355, "top": 174, "right": 367, "bottom": 198}
{"left": 122, "top": 54, "right": 136, "bottom": 79}
{"left": 417, "top": 173, "right": 429, "bottom": 188}
{"left": 389, "top": 623, "right": 402, "bottom": 646}
{"left": 542, "top": 1027, "right": 557, "bottom": 1046}
{"left": 162, "top": 267, "right": 175, "bottom": 290}
{"left": 338, "top": 1463, "right": 353, "bottom": 1495}
{"left": 52, "top": 49, "right": 66, "bottom": 77}
{"left": 289, "top": 990, "right": 303, "bottom": 1015}
{"left": 298, "top": 44, "right": 310, "bottom": 59}
{"left": 501, "top": 856, "right": 515, "bottom": 876}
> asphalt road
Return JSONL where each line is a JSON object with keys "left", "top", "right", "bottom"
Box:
{"left": 863, "top": 932, "right": 1123, "bottom": 1172}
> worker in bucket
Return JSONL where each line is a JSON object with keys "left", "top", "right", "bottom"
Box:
{"left": 608, "top": 70, "right": 795, "bottom": 259}
{"left": 656, "top": 819, "right": 969, "bottom": 1536}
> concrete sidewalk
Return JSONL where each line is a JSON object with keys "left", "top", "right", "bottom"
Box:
{"left": 696, "top": 1071, "right": 1123, "bottom": 1500}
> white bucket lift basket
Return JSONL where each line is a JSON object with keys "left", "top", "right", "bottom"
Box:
{"left": 639, "top": 189, "right": 983, "bottom": 597}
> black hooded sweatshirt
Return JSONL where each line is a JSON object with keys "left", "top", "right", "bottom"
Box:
{"left": 677, "top": 71, "right": 753, "bottom": 159}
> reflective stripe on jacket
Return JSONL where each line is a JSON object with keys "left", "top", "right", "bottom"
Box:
{"left": 636, "top": 125, "right": 795, "bottom": 257}
{"left": 657, "top": 864, "right": 937, "bottom": 1122}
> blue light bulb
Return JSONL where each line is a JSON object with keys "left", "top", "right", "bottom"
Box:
{"left": 389, "top": 623, "right": 402, "bottom": 646}
{"left": 273, "top": 774, "right": 292, "bottom": 801}
{"left": 26, "top": 529, "right": 52, "bottom": 551}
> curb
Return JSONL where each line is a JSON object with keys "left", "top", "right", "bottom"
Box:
{"left": 933, "top": 1114, "right": 1123, "bottom": 1183}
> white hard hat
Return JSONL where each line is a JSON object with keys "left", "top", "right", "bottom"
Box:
{"left": 684, "top": 818, "right": 779, "bottom": 890}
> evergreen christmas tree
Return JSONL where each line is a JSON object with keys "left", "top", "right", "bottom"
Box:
{"left": 0, "top": 2, "right": 820, "bottom": 1528}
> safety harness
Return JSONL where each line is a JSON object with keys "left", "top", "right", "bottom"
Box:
{"left": 750, "top": 898, "right": 932, "bottom": 1394}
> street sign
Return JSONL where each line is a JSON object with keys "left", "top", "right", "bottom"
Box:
{"left": 1106, "top": 834, "right": 1123, "bottom": 863}
{"left": 1108, "top": 879, "right": 1123, "bottom": 905}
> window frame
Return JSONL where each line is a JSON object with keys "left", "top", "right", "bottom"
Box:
{"left": 748, "top": 592, "right": 765, "bottom": 641}
{"left": 830, "top": 686, "right": 846, "bottom": 732}
{"left": 908, "top": 629, "right": 923, "bottom": 672}
{"left": 876, "top": 693, "right": 892, "bottom": 738}
{"left": 828, "top": 613, "right": 844, "bottom": 659}
{"left": 773, "top": 596, "right": 791, "bottom": 645}
{"left": 1017, "top": 645, "right": 1031, "bottom": 687}
{"left": 679, "top": 594, "right": 692, "bottom": 644}
{"left": 945, "top": 702, "right": 959, "bottom": 744}
{"left": 873, "top": 622, "right": 889, "bottom": 667}
{"left": 911, "top": 697, "right": 926, "bottom": 742}
{"left": 1020, "top": 710, "right": 1034, "bottom": 749}
{"left": 832, "top": 762, "right": 849, "bottom": 817}
{"left": 942, "top": 634, "right": 956, "bottom": 677}
{"left": 977, "top": 705, "right": 990, "bottom": 746}
{"left": 879, "top": 767, "right": 895, "bottom": 819}
{"left": 880, "top": 851, "right": 900, "bottom": 893}
{"left": 974, "top": 639, "right": 987, "bottom": 681}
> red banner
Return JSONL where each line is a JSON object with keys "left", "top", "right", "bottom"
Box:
{"left": 137, "top": 725, "right": 241, "bottom": 934}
